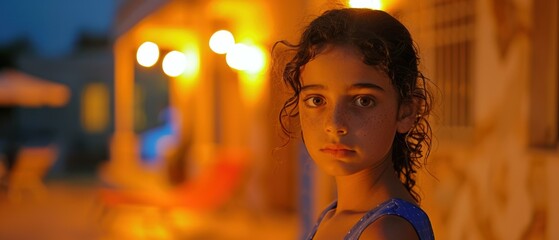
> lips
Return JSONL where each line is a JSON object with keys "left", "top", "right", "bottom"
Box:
{"left": 320, "top": 144, "right": 355, "bottom": 158}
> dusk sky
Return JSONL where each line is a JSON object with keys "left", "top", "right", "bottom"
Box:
{"left": 0, "top": 0, "right": 120, "bottom": 57}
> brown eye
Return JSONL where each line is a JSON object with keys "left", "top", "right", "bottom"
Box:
{"left": 304, "top": 96, "right": 326, "bottom": 107}
{"left": 353, "top": 96, "right": 375, "bottom": 107}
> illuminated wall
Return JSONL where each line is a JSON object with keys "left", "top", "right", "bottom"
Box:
{"left": 404, "top": 0, "right": 559, "bottom": 239}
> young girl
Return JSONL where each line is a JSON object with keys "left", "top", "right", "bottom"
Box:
{"left": 276, "top": 8, "right": 435, "bottom": 240}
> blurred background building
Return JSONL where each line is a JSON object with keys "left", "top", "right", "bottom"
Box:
{"left": 0, "top": 0, "right": 557, "bottom": 239}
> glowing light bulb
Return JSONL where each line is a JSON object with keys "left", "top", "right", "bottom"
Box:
{"left": 209, "top": 30, "right": 235, "bottom": 54}
{"left": 225, "top": 43, "right": 265, "bottom": 73}
{"left": 136, "top": 41, "right": 159, "bottom": 67}
{"left": 182, "top": 51, "right": 199, "bottom": 79}
{"left": 349, "top": 0, "right": 383, "bottom": 9}
{"left": 162, "top": 51, "right": 187, "bottom": 77}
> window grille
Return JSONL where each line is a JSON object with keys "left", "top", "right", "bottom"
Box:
{"left": 430, "top": 0, "right": 475, "bottom": 128}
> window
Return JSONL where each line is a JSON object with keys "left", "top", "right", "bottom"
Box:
{"left": 431, "top": 0, "right": 476, "bottom": 130}
{"left": 81, "top": 82, "right": 110, "bottom": 133}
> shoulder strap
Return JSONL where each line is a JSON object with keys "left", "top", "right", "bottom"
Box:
{"left": 304, "top": 200, "right": 338, "bottom": 240}
{"left": 345, "top": 199, "right": 434, "bottom": 240}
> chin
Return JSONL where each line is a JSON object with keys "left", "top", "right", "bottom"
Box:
{"left": 317, "top": 162, "right": 360, "bottom": 176}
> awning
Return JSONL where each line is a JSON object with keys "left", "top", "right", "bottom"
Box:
{"left": 0, "top": 69, "right": 71, "bottom": 107}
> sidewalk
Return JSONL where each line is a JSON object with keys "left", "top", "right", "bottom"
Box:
{"left": 0, "top": 177, "right": 299, "bottom": 240}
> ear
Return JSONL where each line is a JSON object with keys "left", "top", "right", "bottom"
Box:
{"left": 396, "top": 100, "right": 418, "bottom": 134}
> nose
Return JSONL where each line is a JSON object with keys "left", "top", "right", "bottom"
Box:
{"left": 325, "top": 104, "right": 349, "bottom": 136}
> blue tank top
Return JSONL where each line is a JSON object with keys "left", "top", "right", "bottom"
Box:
{"left": 305, "top": 198, "right": 435, "bottom": 240}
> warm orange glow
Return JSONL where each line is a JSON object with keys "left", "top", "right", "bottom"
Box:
{"left": 136, "top": 41, "right": 160, "bottom": 67}
{"left": 209, "top": 30, "right": 235, "bottom": 54}
{"left": 146, "top": 223, "right": 172, "bottom": 239}
{"left": 208, "top": 1, "right": 271, "bottom": 44}
{"left": 349, "top": 0, "right": 383, "bottom": 9}
{"left": 239, "top": 72, "right": 265, "bottom": 106}
{"left": 239, "top": 46, "right": 268, "bottom": 105}
{"left": 168, "top": 209, "right": 197, "bottom": 229}
{"left": 81, "top": 83, "right": 109, "bottom": 133}
{"left": 182, "top": 50, "right": 199, "bottom": 80}
{"left": 174, "top": 46, "right": 200, "bottom": 94}
{"left": 225, "top": 43, "right": 266, "bottom": 73}
{"left": 162, "top": 51, "right": 187, "bottom": 77}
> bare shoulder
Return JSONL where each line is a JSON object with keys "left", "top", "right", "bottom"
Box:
{"left": 359, "top": 215, "right": 419, "bottom": 240}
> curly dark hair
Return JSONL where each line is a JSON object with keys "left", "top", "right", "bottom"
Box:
{"left": 275, "top": 8, "right": 433, "bottom": 202}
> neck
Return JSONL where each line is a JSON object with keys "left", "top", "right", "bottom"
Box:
{"left": 333, "top": 158, "right": 413, "bottom": 214}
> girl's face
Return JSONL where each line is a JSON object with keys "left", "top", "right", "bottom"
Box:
{"left": 299, "top": 45, "right": 414, "bottom": 176}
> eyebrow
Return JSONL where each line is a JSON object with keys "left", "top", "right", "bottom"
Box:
{"left": 349, "top": 83, "right": 385, "bottom": 92}
{"left": 301, "top": 84, "right": 324, "bottom": 92}
{"left": 301, "top": 83, "right": 385, "bottom": 92}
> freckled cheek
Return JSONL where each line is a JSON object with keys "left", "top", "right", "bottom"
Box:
{"left": 299, "top": 111, "right": 321, "bottom": 134}
{"left": 356, "top": 114, "right": 395, "bottom": 139}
